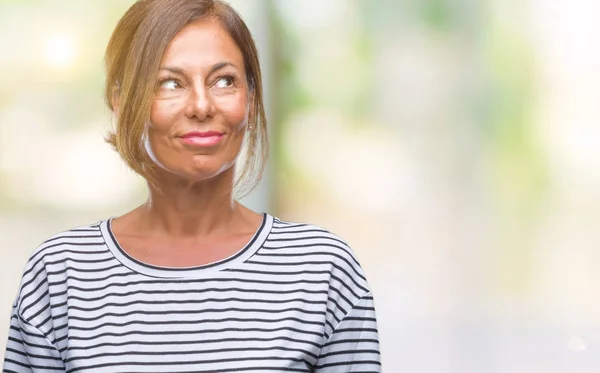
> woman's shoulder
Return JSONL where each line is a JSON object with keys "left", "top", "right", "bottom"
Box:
{"left": 267, "top": 215, "right": 371, "bottom": 289}
{"left": 27, "top": 220, "right": 107, "bottom": 264}
{"left": 19, "top": 221, "right": 108, "bottom": 285}
{"left": 14, "top": 220, "right": 109, "bottom": 318}
{"left": 269, "top": 215, "right": 354, "bottom": 252}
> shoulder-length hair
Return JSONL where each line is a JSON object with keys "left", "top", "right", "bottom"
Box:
{"left": 104, "top": 0, "right": 268, "bottom": 198}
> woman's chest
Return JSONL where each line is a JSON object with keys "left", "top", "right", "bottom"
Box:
{"left": 54, "top": 278, "right": 328, "bottom": 372}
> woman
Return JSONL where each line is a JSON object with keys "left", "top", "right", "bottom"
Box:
{"left": 3, "top": 0, "right": 381, "bottom": 372}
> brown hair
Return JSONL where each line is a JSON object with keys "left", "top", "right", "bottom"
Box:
{"left": 104, "top": 0, "right": 268, "bottom": 198}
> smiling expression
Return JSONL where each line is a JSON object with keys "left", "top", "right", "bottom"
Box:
{"left": 146, "top": 18, "right": 250, "bottom": 184}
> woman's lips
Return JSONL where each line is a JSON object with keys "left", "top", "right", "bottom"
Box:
{"left": 180, "top": 131, "right": 224, "bottom": 147}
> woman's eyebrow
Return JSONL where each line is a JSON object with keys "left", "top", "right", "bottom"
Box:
{"left": 159, "top": 62, "right": 238, "bottom": 75}
{"left": 208, "top": 62, "right": 237, "bottom": 75}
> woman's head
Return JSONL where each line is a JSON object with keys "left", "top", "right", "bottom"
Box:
{"left": 104, "top": 0, "right": 267, "bottom": 197}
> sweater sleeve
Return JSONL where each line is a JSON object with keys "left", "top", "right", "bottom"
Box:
{"left": 3, "top": 308, "right": 65, "bottom": 373}
{"left": 314, "top": 293, "right": 382, "bottom": 372}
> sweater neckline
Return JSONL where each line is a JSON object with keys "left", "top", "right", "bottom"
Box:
{"left": 99, "top": 213, "right": 272, "bottom": 278}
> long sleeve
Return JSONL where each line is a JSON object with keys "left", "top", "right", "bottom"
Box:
{"left": 314, "top": 293, "right": 381, "bottom": 372}
{"left": 3, "top": 308, "right": 65, "bottom": 372}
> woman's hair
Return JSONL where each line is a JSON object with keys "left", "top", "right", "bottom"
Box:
{"left": 104, "top": 0, "right": 268, "bottom": 198}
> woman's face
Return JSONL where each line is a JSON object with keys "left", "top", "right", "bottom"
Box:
{"left": 146, "top": 18, "right": 250, "bottom": 185}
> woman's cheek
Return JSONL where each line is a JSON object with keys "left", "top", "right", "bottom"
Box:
{"left": 222, "top": 98, "right": 249, "bottom": 129}
{"left": 151, "top": 99, "right": 183, "bottom": 127}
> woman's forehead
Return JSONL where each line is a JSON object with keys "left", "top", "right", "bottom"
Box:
{"left": 160, "top": 19, "right": 244, "bottom": 71}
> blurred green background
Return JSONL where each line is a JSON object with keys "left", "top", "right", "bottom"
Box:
{"left": 2, "top": 0, "right": 600, "bottom": 371}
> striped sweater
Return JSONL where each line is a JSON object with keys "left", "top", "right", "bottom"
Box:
{"left": 3, "top": 214, "right": 381, "bottom": 372}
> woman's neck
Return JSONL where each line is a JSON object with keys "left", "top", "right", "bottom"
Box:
{"left": 136, "top": 170, "right": 243, "bottom": 237}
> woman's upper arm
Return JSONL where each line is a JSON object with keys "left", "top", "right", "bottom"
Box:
{"left": 314, "top": 293, "right": 381, "bottom": 372}
{"left": 3, "top": 308, "right": 65, "bottom": 372}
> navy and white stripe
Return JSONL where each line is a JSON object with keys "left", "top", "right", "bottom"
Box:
{"left": 3, "top": 214, "right": 381, "bottom": 372}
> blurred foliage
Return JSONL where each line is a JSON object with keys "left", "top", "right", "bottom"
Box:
{"left": 419, "top": 0, "right": 454, "bottom": 32}
{"left": 481, "top": 6, "right": 548, "bottom": 297}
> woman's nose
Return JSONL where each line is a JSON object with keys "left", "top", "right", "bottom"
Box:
{"left": 184, "top": 85, "right": 215, "bottom": 121}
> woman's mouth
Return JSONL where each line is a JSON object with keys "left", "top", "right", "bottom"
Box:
{"left": 179, "top": 131, "right": 224, "bottom": 147}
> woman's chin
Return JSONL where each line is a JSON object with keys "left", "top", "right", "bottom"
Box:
{"left": 148, "top": 155, "right": 236, "bottom": 186}
{"left": 163, "top": 166, "right": 234, "bottom": 186}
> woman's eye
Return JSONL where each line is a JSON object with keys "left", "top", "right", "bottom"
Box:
{"left": 160, "top": 79, "right": 180, "bottom": 90}
{"left": 215, "top": 77, "right": 234, "bottom": 88}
